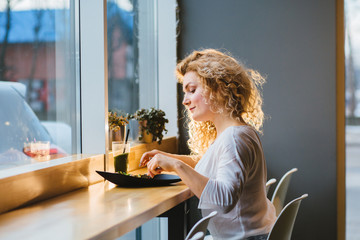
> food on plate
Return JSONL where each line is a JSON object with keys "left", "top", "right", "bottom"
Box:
{"left": 117, "top": 171, "right": 151, "bottom": 179}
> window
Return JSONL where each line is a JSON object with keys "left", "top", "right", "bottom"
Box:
{"left": 106, "top": 0, "right": 178, "bottom": 143}
{"left": 0, "top": 0, "right": 177, "bottom": 174}
{"left": 345, "top": 0, "right": 360, "bottom": 238}
{"left": 0, "top": 0, "right": 80, "bottom": 170}
{"left": 107, "top": 0, "right": 137, "bottom": 115}
{"left": 107, "top": 0, "right": 139, "bottom": 142}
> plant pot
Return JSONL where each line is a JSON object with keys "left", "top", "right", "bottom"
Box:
{"left": 109, "top": 125, "right": 126, "bottom": 150}
{"left": 138, "top": 120, "right": 153, "bottom": 143}
{"left": 142, "top": 130, "right": 153, "bottom": 143}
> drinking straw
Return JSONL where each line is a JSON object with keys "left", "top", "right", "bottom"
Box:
{"left": 123, "top": 128, "right": 130, "bottom": 153}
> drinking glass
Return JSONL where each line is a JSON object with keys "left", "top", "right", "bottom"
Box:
{"left": 112, "top": 142, "right": 130, "bottom": 173}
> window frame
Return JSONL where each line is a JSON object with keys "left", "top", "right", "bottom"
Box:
{"left": 80, "top": 0, "right": 108, "bottom": 154}
{"left": 81, "top": 0, "right": 178, "bottom": 154}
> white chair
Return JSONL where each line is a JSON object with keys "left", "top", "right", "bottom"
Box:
{"left": 188, "top": 232, "right": 205, "bottom": 240}
{"left": 266, "top": 178, "right": 277, "bottom": 196}
{"left": 267, "top": 194, "right": 308, "bottom": 240}
{"left": 185, "top": 211, "right": 217, "bottom": 240}
{"left": 271, "top": 168, "right": 298, "bottom": 216}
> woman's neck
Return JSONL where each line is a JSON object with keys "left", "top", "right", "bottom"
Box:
{"left": 212, "top": 114, "right": 246, "bottom": 137}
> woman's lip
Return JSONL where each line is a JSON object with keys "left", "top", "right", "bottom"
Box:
{"left": 189, "top": 107, "right": 195, "bottom": 112}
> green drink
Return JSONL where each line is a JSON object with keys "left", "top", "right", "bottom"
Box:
{"left": 112, "top": 142, "right": 131, "bottom": 173}
{"left": 114, "top": 152, "right": 129, "bottom": 173}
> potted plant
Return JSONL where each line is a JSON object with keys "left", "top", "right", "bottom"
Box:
{"left": 132, "top": 108, "right": 169, "bottom": 144}
{"left": 108, "top": 111, "right": 129, "bottom": 149}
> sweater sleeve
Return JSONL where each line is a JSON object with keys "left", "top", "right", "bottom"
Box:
{"left": 198, "top": 139, "right": 250, "bottom": 214}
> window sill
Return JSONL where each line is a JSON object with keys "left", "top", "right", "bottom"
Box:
{"left": 0, "top": 154, "right": 104, "bottom": 214}
{"left": 0, "top": 136, "right": 178, "bottom": 214}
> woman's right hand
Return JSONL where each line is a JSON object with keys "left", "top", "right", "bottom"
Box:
{"left": 139, "top": 149, "right": 164, "bottom": 167}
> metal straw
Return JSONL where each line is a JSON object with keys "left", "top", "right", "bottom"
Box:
{"left": 123, "top": 128, "right": 130, "bottom": 153}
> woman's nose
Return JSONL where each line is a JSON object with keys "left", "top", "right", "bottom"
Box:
{"left": 182, "top": 96, "right": 190, "bottom": 106}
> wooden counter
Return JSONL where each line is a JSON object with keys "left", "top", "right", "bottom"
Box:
{"left": 0, "top": 174, "right": 192, "bottom": 240}
{"left": 0, "top": 137, "right": 191, "bottom": 239}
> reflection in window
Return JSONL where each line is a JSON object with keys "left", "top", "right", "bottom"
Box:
{"left": 107, "top": 0, "right": 138, "bottom": 115}
{"left": 345, "top": 0, "right": 360, "bottom": 239}
{"left": 0, "top": 1, "right": 80, "bottom": 169}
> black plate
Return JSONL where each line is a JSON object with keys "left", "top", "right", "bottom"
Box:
{"left": 96, "top": 170, "right": 181, "bottom": 187}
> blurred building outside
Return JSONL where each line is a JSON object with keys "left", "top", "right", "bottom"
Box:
{"left": 345, "top": 0, "right": 360, "bottom": 239}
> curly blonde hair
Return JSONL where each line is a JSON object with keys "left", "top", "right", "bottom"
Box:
{"left": 176, "top": 49, "right": 266, "bottom": 156}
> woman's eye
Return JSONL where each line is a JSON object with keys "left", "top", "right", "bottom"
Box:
{"left": 190, "top": 88, "right": 196, "bottom": 93}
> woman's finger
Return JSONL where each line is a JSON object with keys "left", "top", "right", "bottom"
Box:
{"left": 139, "top": 153, "right": 148, "bottom": 167}
{"left": 139, "top": 150, "right": 160, "bottom": 167}
{"left": 139, "top": 156, "right": 150, "bottom": 167}
{"left": 146, "top": 156, "right": 162, "bottom": 178}
{"left": 139, "top": 152, "right": 153, "bottom": 167}
{"left": 147, "top": 164, "right": 159, "bottom": 178}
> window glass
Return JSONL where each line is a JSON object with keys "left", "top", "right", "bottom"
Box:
{"left": 107, "top": 0, "right": 145, "bottom": 143}
{"left": 0, "top": 0, "right": 80, "bottom": 170}
{"left": 345, "top": 0, "right": 360, "bottom": 239}
{"left": 107, "top": 0, "right": 138, "bottom": 115}
{"left": 106, "top": 0, "right": 165, "bottom": 144}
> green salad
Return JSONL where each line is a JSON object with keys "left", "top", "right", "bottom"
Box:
{"left": 117, "top": 171, "right": 151, "bottom": 179}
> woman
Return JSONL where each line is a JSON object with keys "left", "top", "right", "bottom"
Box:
{"left": 140, "top": 49, "right": 276, "bottom": 239}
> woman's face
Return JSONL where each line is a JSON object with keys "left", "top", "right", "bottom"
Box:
{"left": 182, "top": 71, "right": 214, "bottom": 122}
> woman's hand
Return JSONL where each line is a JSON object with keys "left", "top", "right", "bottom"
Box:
{"left": 140, "top": 150, "right": 209, "bottom": 198}
{"left": 139, "top": 149, "right": 165, "bottom": 167}
{"left": 140, "top": 150, "right": 199, "bottom": 169}
{"left": 146, "top": 153, "right": 180, "bottom": 178}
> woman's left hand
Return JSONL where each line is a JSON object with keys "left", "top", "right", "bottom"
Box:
{"left": 147, "top": 153, "right": 209, "bottom": 199}
{"left": 146, "top": 153, "right": 179, "bottom": 178}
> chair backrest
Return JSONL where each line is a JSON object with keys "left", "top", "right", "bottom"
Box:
{"left": 267, "top": 194, "right": 308, "bottom": 240}
{"left": 188, "top": 232, "right": 205, "bottom": 240}
{"left": 266, "top": 178, "right": 277, "bottom": 196}
{"left": 271, "top": 168, "right": 298, "bottom": 216}
{"left": 185, "top": 211, "right": 217, "bottom": 240}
